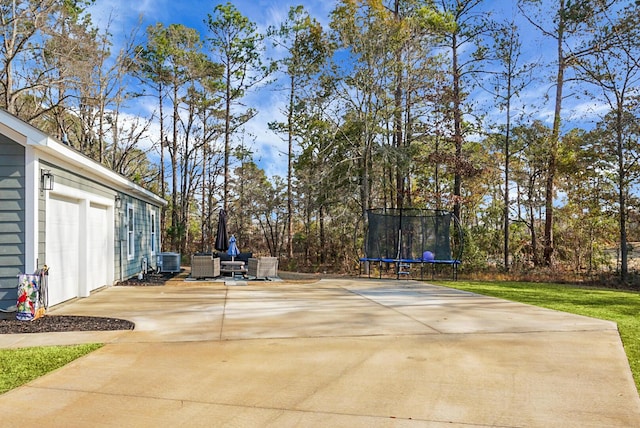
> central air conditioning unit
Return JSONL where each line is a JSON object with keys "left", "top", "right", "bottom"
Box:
{"left": 157, "top": 252, "right": 181, "bottom": 273}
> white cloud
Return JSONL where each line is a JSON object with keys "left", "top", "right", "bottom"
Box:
{"left": 567, "top": 100, "right": 610, "bottom": 124}
{"left": 86, "top": 0, "right": 334, "bottom": 180}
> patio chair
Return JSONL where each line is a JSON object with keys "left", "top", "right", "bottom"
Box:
{"left": 190, "top": 254, "right": 220, "bottom": 279}
{"left": 247, "top": 257, "right": 278, "bottom": 280}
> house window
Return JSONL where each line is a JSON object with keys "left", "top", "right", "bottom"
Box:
{"left": 150, "top": 210, "right": 156, "bottom": 255}
{"left": 127, "top": 204, "right": 135, "bottom": 260}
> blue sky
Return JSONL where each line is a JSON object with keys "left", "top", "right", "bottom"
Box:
{"left": 87, "top": 0, "right": 337, "bottom": 178}
{"left": 85, "top": 0, "right": 612, "bottom": 179}
{"left": 88, "top": 0, "right": 339, "bottom": 48}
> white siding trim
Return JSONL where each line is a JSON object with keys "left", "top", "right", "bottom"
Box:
{"left": 24, "top": 148, "right": 38, "bottom": 273}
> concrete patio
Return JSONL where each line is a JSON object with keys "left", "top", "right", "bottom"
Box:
{"left": 0, "top": 278, "right": 638, "bottom": 427}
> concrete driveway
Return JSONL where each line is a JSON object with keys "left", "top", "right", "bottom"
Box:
{"left": 0, "top": 278, "right": 639, "bottom": 427}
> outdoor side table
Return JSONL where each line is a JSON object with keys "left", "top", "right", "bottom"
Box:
{"left": 220, "top": 260, "right": 246, "bottom": 278}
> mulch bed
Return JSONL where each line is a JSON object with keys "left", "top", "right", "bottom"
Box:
{"left": 0, "top": 315, "right": 134, "bottom": 334}
{"left": 115, "top": 276, "right": 168, "bottom": 287}
{"left": 0, "top": 276, "right": 163, "bottom": 334}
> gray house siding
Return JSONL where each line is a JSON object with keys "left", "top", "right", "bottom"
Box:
{"left": 115, "top": 194, "right": 161, "bottom": 281}
{"left": 0, "top": 136, "right": 25, "bottom": 309}
{"left": 32, "top": 162, "right": 163, "bottom": 288}
{"left": 1, "top": 109, "right": 166, "bottom": 308}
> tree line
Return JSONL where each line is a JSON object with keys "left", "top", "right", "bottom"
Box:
{"left": 2, "top": 0, "right": 640, "bottom": 283}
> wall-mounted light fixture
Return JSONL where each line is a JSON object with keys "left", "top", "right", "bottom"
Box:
{"left": 115, "top": 194, "right": 122, "bottom": 209}
{"left": 41, "top": 170, "right": 54, "bottom": 191}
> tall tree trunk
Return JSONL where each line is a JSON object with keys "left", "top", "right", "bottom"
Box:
{"left": 202, "top": 135, "right": 208, "bottom": 252}
{"left": 504, "top": 130, "right": 510, "bottom": 271}
{"left": 159, "top": 82, "right": 166, "bottom": 249}
{"left": 452, "top": 32, "right": 463, "bottom": 222}
{"left": 544, "top": 0, "right": 567, "bottom": 267}
{"left": 393, "top": 0, "right": 404, "bottom": 210}
{"left": 287, "top": 75, "right": 294, "bottom": 259}
{"left": 435, "top": 133, "right": 441, "bottom": 210}
{"left": 171, "top": 83, "right": 179, "bottom": 250}
{"left": 504, "top": 72, "right": 512, "bottom": 271}
{"left": 319, "top": 205, "right": 325, "bottom": 265}
{"left": 360, "top": 136, "right": 371, "bottom": 250}
{"left": 616, "top": 109, "right": 628, "bottom": 282}
{"left": 529, "top": 196, "right": 538, "bottom": 266}
{"left": 223, "top": 67, "right": 231, "bottom": 212}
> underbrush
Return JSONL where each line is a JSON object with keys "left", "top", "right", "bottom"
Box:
{"left": 460, "top": 266, "right": 640, "bottom": 291}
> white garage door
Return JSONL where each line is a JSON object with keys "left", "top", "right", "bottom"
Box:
{"left": 87, "top": 203, "right": 109, "bottom": 292}
{"left": 46, "top": 195, "right": 80, "bottom": 306}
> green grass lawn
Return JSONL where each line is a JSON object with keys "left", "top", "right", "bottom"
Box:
{"left": 0, "top": 344, "right": 102, "bottom": 394}
{"left": 436, "top": 280, "right": 640, "bottom": 393}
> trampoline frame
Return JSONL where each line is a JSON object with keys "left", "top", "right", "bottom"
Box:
{"left": 359, "top": 208, "right": 463, "bottom": 280}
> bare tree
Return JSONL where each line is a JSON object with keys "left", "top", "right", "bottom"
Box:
{"left": 0, "top": 0, "right": 90, "bottom": 122}
{"left": 519, "top": 0, "right": 617, "bottom": 266}
{"left": 206, "top": 3, "right": 271, "bottom": 212}
{"left": 267, "top": 5, "right": 331, "bottom": 259}
{"left": 574, "top": 3, "right": 640, "bottom": 281}
{"left": 483, "top": 19, "right": 536, "bottom": 270}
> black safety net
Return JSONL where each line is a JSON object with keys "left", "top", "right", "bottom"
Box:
{"left": 365, "top": 208, "right": 462, "bottom": 261}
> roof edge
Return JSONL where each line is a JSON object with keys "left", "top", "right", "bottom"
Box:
{"left": 0, "top": 109, "right": 167, "bottom": 207}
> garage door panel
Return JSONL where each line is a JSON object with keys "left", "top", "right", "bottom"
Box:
{"left": 88, "top": 203, "right": 109, "bottom": 292}
{"left": 46, "top": 195, "right": 79, "bottom": 306}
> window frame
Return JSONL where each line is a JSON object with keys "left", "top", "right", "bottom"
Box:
{"left": 150, "top": 208, "right": 156, "bottom": 256}
{"left": 127, "top": 203, "right": 135, "bottom": 260}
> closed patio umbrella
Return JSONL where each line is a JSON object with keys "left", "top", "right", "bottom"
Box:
{"left": 214, "top": 210, "right": 228, "bottom": 252}
{"left": 228, "top": 234, "right": 239, "bottom": 261}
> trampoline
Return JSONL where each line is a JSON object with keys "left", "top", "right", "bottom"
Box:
{"left": 359, "top": 208, "right": 463, "bottom": 279}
